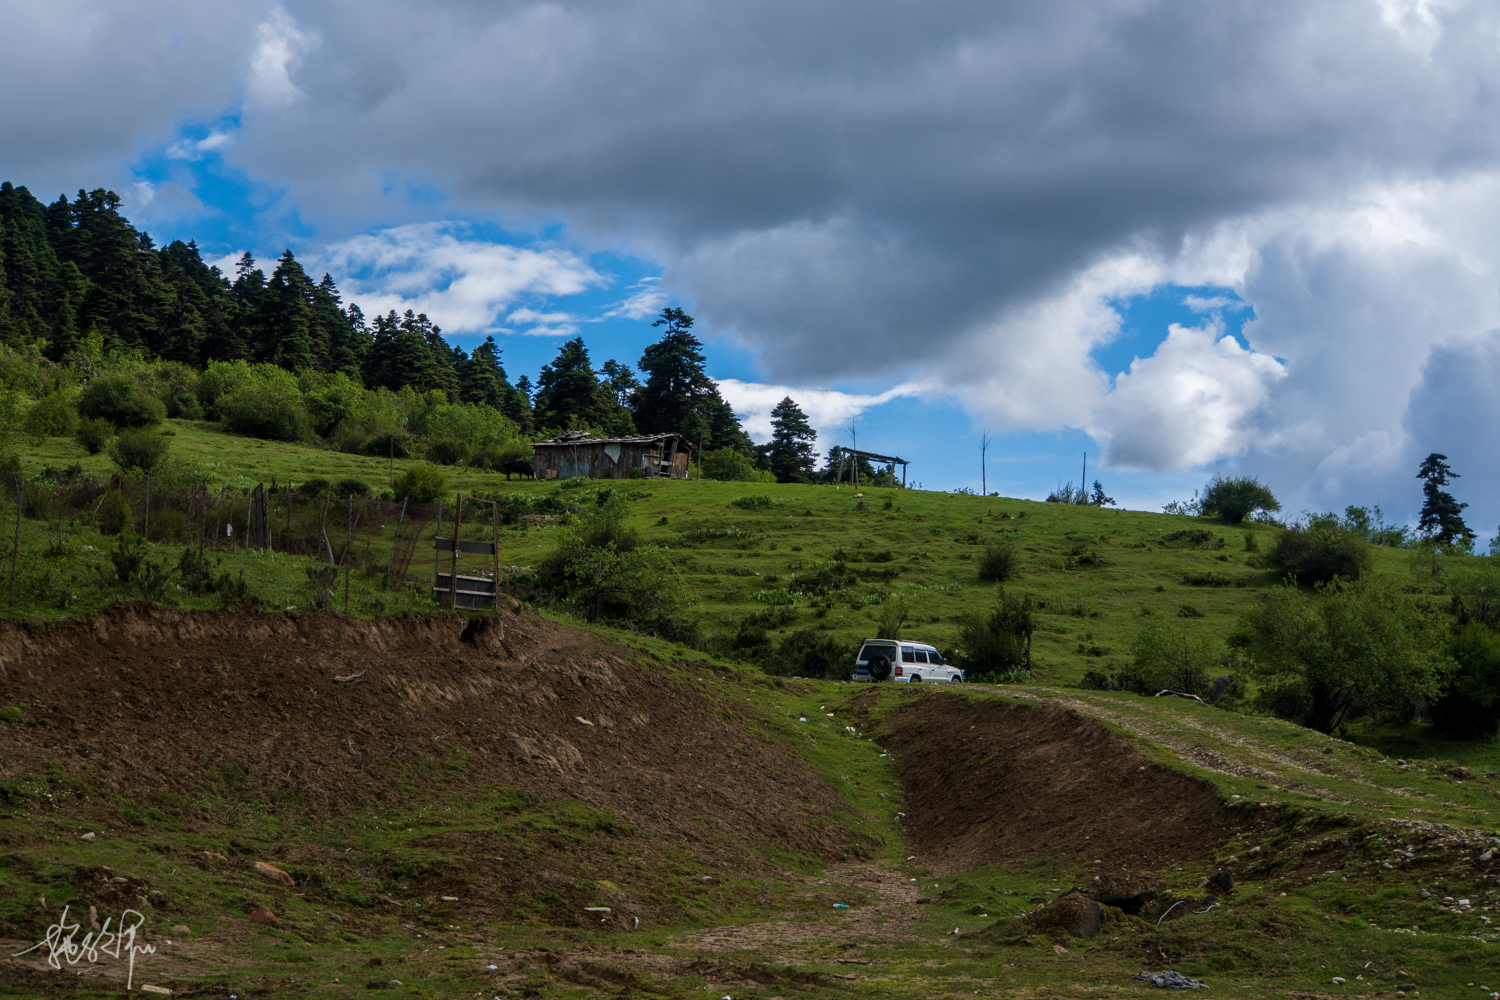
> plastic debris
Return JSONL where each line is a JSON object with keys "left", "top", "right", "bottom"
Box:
{"left": 833, "top": 903, "right": 850, "bottom": 909}
{"left": 1133, "top": 971, "right": 1208, "bottom": 990}
{"left": 1332, "top": 977, "right": 1346, "bottom": 985}
{"left": 486, "top": 965, "right": 498, "bottom": 971}
{"left": 80, "top": 832, "right": 96, "bottom": 842}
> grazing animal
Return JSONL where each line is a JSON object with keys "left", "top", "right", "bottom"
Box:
{"left": 503, "top": 459, "right": 535, "bottom": 480}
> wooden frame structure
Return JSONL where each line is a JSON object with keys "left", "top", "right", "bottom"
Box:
{"left": 835, "top": 447, "right": 910, "bottom": 487}
{"left": 432, "top": 493, "right": 501, "bottom": 611}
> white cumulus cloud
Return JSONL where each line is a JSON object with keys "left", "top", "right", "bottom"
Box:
{"left": 716, "top": 379, "right": 923, "bottom": 454}
{"left": 1093, "top": 321, "right": 1286, "bottom": 470}
{"left": 316, "top": 223, "right": 602, "bottom": 334}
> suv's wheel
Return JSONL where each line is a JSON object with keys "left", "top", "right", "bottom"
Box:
{"left": 950, "top": 673, "right": 962, "bottom": 683}
{"left": 908, "top": 674, "right": 921, "bottom": 683}
{"left": 867, "top": 654, "right": 892, "bottom": 682}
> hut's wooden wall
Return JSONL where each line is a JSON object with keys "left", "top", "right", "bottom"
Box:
{"left": 530, "top": 439, "right": 689, "bottom": 479}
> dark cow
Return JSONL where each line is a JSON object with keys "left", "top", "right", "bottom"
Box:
{"left": 503, "top": 459, "right": 534, "bottom": 480}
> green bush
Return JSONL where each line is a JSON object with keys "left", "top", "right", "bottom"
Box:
{"left": 392, "top": 463, "right": 448, "bottom": 504}
{"left": 362, "top": 431, "right": 412, "bottom": 459}
{"left": 334, "top": 478, "right": 371, "bottom": 497}
{"left": 1200, "top": 475, "right": 1280, "bottom": 524}
{"left": 203, "top": 361, "right": 312, "bottom": 442}
{"left": 74, "top": 416, "right": 114, "bottom": 455}
{"left": 107, "top": 428, "right": 171, "bottom": 473}
{"left": 96, "top": 490, "right": 130, "bottom": 535}
{"left": 701, "top": 447, "right": 775, "bottom": 483}
{"left": 77, "top": 376, "right": 165, "bottom": 428}
{"left": 23, "top": 392, "right": 76, "bottom": 439}
{"left": 1127, "top": 620, "right": 1221, "bottom": 695}
{"left": 1264, "top": 522, "right": 1372, "bottom": 585}
{"left": 1430, "top": 621, "right": 1500, "bottom": 740}
{"left": 956, "top": 590, "right": 1035, "bottom": 672}
{"left": 977, "top": 541, "right": 1019, "bottom": 581}
{"left": 730, "top": 495, "right": 774, "bottom": 509}
{"left": 768, "top": 629, "right": 852, "bottom": 680}
{"left": 163, "top": 387, "right": 202, "bottom": 420}
{"left": 299, "top": 477, "right": 331, "bottom": 497}
{"left": 426, "top": 436, "right": 470, "bottom": 466}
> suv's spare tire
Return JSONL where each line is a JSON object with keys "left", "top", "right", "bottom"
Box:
{"left": 867, "top": 654, "right": 892, "bottom": 681}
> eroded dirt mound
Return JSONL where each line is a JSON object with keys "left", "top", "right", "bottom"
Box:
{"left": 873, "top": 692, "right": 1266, "bottom": 885}
{"left": 0, "top": 605, "right": 870, "bottom": 927}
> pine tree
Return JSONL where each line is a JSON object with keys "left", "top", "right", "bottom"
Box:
{"left": 459, "top": 335, "right": 507, "bottom": 407}
{"left": 262, "top": 250, "right": 316, "bottom": 371}
{"left": 599, "top": 359, "right": 640, "bottom": 408}
{"left": 766, "top": 396, "right": 816, "bottom": 483}
{"left": 633, "top": 307, "right": 714, "bottom": 434}
{"left": 533, "top": 337, "right": 631, "bottom": 434}
{"left": 1418, "top": 453, "right": 1474, "bottom": 545}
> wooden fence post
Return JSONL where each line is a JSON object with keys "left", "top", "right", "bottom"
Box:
{"left": 385, "top": 496, "right": 409, "bottom": 585}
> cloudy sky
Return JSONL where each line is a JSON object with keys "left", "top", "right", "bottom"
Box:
{"left": 7, "top": 0, "right": 1500, "bottom": 530}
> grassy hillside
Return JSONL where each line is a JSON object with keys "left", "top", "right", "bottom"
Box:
{"left": 6, "top": 417, "right": 1491, "bottom": 771}
{"left": 5, "top": 417, "right": 1500, "bottom": 996}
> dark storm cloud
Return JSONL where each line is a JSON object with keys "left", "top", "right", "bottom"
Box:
{"left": 226, "top": 1, "right": 1500, "bottom": 379}
{"left": 8, "top": 1, "right": 1500, "bottom": 521}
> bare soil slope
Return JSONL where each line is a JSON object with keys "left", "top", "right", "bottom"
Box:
{"left": 0, "top": 605, "right": 872, "bottom": 927}
{"left": 872, "top": 692, "right": 1268, "bottom": 886}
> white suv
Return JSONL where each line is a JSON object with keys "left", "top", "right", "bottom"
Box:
{"left": 854, "top": 639, "right": 964, "bottom": 683}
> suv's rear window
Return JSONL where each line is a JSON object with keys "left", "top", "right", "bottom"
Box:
{"left": 858, "top": 643, "right": 896, "bottom": 662}
{"left": 901, "top": 649, "right": 916, "bottom": 662}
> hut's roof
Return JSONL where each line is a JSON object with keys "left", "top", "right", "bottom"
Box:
{"left": 532, "top": 430, "right": 691, "bottom": 448}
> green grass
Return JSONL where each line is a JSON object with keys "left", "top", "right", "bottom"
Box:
{"left": 7, "top": 423, "right": 1500, "bottom": 996}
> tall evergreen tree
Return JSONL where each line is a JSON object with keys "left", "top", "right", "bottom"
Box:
{"left": 766, "top": 396, "right": 817, "bottom": 483}
{"left": 1418, "top": 453, "right": 1474, "bottom": 545}
{"left": 459, "top": 335, "right": 507, "bottom": 407}
{"left": 599, "top": 359, "right": 640, "bottom": 407}
{"left": 533, "top": 337, "right": 632, "bottom": 434}
{"left": 633, "top": 307, "right": 713, "bottom": 434}
{"left": 262, "top": 250, "right": 316, "bottom": 371}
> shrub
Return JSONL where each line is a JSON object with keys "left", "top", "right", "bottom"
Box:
{"left": 1264, "top": 522, "right": 1372, "bottom": 585}
{"left": 96, "top": 490, "right": 130, "bottom": 535}
{"left": 1160, "top": 528, "right": 1220, "bottom": 548}
{"left": 392, "top": 463, "right": 448, "bottom": 504}
{"left": 335, "top": 478, "right": 371, "bottom": 497}
{"left": 426, "top": 436, "right": 470, "bottom": 466}
{"left": 956, "top": 590, "right": 1035, "bottom": 672}
{"left": 362, "top": 431, "right": 412, "bottom": 459}
{"left": 77, "top": 376, "right": 165, "bottom": 427}
{"left": 205, "top": 361, "right": 311, "bottom": 442}
{"left": 223, "top": 397, "right": 311, "bottom": 442}
{"left": 23, "top": 392, "right": 76, "bottom": 439}
{"left": 74, "top": 416, "right": 114, "bottom": 455}
{"left": 730, "top": 495, "right": 774, "bottom": 509}
{"left": 541, "top": 491, "right": 688, "bottom": 631}
{"left": 1200, "top": 475, "right": 1280, "bottom": 524}
{"left": 768, "top": 629, "right": 852, "bottom": 680}
{"left": 108, "top": 428, "right": 171, "bottom": 474}
{"left": 1127, "top": 620, "right": 1221, "bottom": 695}
{"left": 1231, "top": 577, "right": 1446, "bottom": 733}
{"left": 977, "top": 541, "right": 1019, "bottom": 581}
{"left": 1429, "top": 621, "right": 1500, "bottom": 740}
{"left": 701, "top": 448, "right": 775, "bottom": 483}
{"left": 299, "top": 477, "right": 331, "bottom": 497}
{"left": 163, "top": 387, "right": 202, "bottom": 420}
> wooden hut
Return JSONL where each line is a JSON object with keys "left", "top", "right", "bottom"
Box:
{"left": 531, "top": 430, "right": 694, "bottom": 480}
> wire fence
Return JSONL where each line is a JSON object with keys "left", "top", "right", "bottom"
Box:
{"left": 0, "top": 474, "right": 513, "bottom": 611}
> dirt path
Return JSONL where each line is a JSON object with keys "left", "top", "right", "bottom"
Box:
{"left": 664, "top": 861, "right": 925, "bottom": 953}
